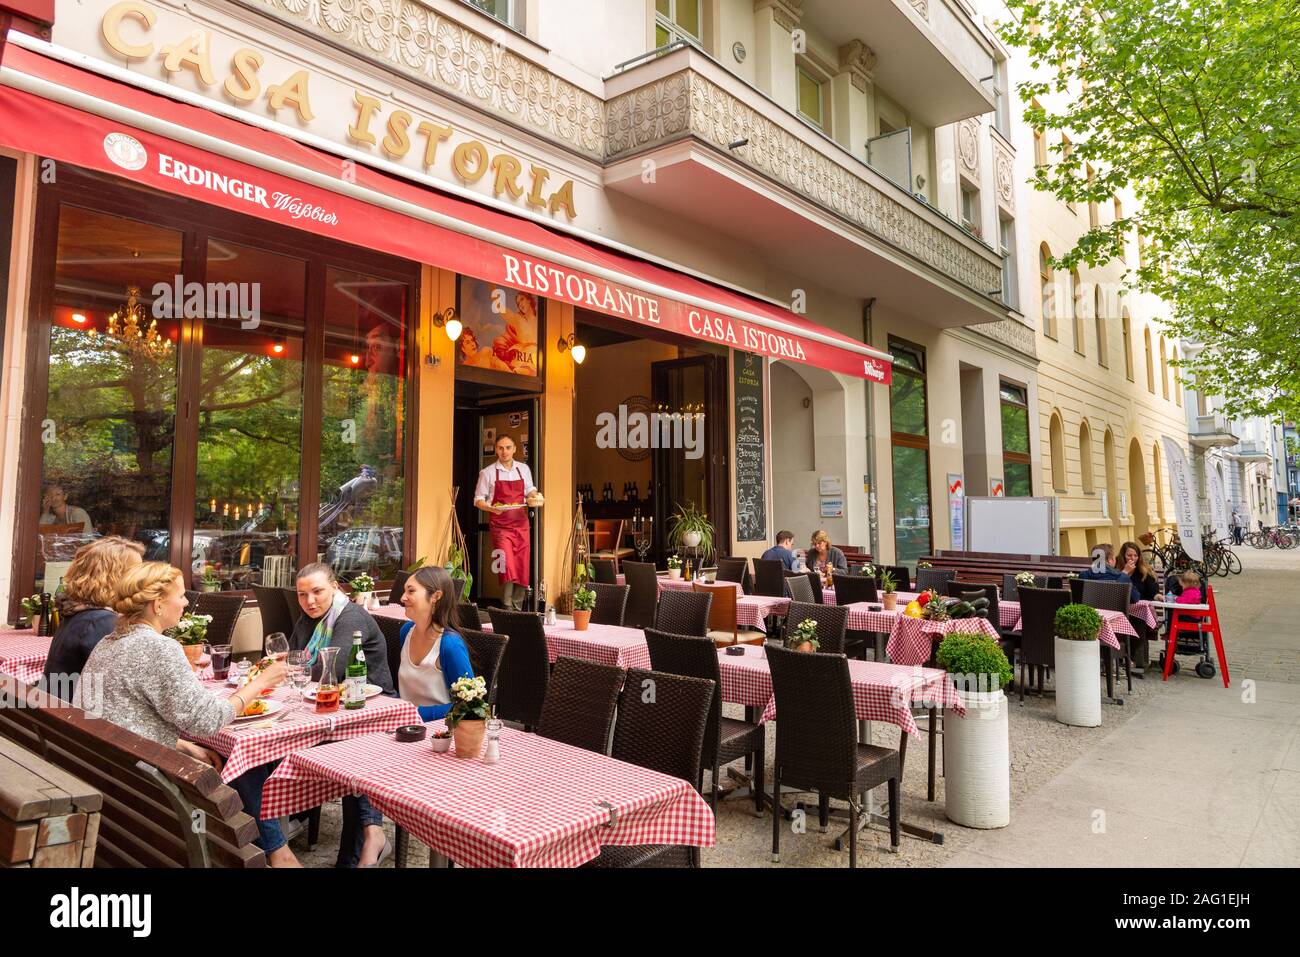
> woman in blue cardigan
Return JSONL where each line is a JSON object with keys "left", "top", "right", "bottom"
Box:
{"left": 397, "top": 565, "right": 475, "bottom": 721}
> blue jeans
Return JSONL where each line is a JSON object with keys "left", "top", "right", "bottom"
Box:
{"left": 336, "top": 795, "right": 383, "bottom": 868}
{"left": 229, "top": 761, "right": 287, "bottom": 854}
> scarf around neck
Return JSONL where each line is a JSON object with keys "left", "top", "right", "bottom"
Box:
{"left": 306, "top": 590, "right": 349, "bottom": 666}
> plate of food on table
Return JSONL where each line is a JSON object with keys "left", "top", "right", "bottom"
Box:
{"left": 230, "top": 697, "right": 286, "bottom": 722}
{"left": 301, "top": 682, "right": 384, "bottom": 702}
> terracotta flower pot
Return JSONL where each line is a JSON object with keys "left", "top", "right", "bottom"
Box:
{"left": 792, "top": 640, "right": 816, "bottom": 653}
{"left": 572, "top": 609, "right": 592, "bottom": 631}
{"left": 453, "top": 719, "right": 486, "bottom": 758}
{"left": 182, "top": 644, "right": 205, "bottom": 669}
{"left": 883, "top": 593, "right": 897, "bottom": 611}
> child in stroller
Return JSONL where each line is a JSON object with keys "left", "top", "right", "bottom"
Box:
{"left": 1159, "top": 569, "right": 1217, "bottom": 678}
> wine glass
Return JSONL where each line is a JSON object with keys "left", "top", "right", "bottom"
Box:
{"left": 286, "top": 649, "right": 310, "bottom": 711}
{"left": 265, "top": 632, "right": 289, "bottom": 662}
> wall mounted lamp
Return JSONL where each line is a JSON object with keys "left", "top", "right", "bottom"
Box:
{"left": 557, "top": 332, "right": 586, "bottom": 364}
{"left": 431, "top": 307, "right": 463, "bottom": 342}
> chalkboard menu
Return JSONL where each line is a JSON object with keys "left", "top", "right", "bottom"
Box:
{"left": 733, "top": 352, "right": 767, "bottom": 542}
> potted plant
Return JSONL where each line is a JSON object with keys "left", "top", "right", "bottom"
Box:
{"left": 1014, "top": 571, "right": 1037, "bottom": 589}
{"left": 1053, "top": 603, "right": 1102, "bottom": 727}
{"left": 571, "top": 584, "right": 595, "bottom": 631}
{"left": 349, "top": 573, "right": 375, "bottom": 607}
{"left": 166, "top": 612, "right": 213, "bottom": 669}
{"left": 200, "top": 565, "right": 222, "bottom": 593}
{"left": 666, "top": 555, "right": 682, "bottom": 580}
{"left": 880, "top": 570, "right": 898, "bottom": 611}
{"left": 785, "top": 618, "right": 819, "bottom": 653}
{"left": 917, "top": 561, "right": 933, "bottom": 569}
{"left": 17, "top": 594, "right": 40, "bottom": 630}
{"left": 447, "top": 676, "right": 490, "bottom": 758}
{"left": 668, "top": 502, "right": 714, "bottom": 560}
{"left": 936, "top": 633, "right": 1013, "bottom": 828}
{"left": 443, "top": 544, "right": 473, "bottom": 601}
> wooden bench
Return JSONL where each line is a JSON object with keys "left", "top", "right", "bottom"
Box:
{"left": 0, "top": 674, "right": 264, "bottom": 868}
{"left": 921, "top": 550, "right": 1092, "bottom": 588}
{"left": 0, "top": 736, "right": 102, "bottom": 867}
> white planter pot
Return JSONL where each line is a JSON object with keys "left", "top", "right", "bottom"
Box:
{"left": 1054, "top": 637, "right": 1101, "bottom": 727}
{"left": 944, "top": 688, "right": 1010, "bottom": 829}
{"left": 682, "top": 530, "right": 702, "bottom": 548}
{"left": 667, "top": 568, "right": 681, "bottom": 580}
{"left": 353, "top": 592, "right": 372, "bottom": 606}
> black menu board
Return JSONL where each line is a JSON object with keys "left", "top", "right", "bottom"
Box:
{"left": 733, "top": 352, "right": 767, "bottom": 542}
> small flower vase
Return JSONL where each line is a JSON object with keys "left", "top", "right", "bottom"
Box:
{"left": 793, "top": 640, "right": 815, "bottom": 653}
{"left": 182, "top": 644, "right": 205, "bottom": 669}
{"left": 354, "top": 591, "right": 371, "bottom": 606}
{"left": 667, "top": 567, "right": 681, "bottom": 580}
{"left": 883, "top": 593, "right": 897, "bottom": 611}
{"left": 453, "top": 719, "right": 486, "bottom": 759}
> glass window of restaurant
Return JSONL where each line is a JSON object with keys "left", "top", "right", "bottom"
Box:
{"left": 17, "top": 168, "right": 417, "bottom": 602}
{"left": 889, "top": 340, "right": 931, "bottom": 566}
{"left": 1000, "top": 382, "right": 1033, "bottom": 497}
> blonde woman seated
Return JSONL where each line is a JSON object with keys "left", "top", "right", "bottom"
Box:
{"left": 75, "top": 562, "right": 294, "bottom": 866}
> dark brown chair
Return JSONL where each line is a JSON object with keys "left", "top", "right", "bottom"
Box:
{"left": 692, "top": 581, "right": 739, "bottom": 645}
{"left": 457, "top": 602, "right": 481, "bottom": 629}
{"left": 655, "top": 590, "right": 713, "bottom": 637}
{"left": 715, "top": 557, "right": 751, "bottom": 594}
{"left": 784, "top": 601, "right": 850, "bottom": 657}
{"left": 375, "top": 614, "right": 405, "bottom": 696}
{"left": 752, "top": 558, "right": 786, "bottom": 598}
{"left": 766, "top": 645, "right": 900, "bottom": 868}
{"left": 486, "top": 609, "right": 550, "bottom": 730}
{"left": 805, "top": 571, "right": 824, "bottom": 604}
{"left": 1069, "top": 577, "right": 1087, "bottom": 604}
{"left": 188, "top": 592, "right": 247, "bottom": 649}
{"left": 1082, "top": 579, "right": 1136, "bottom": 694}
{"left": 1017, "top": 587, "right": 1070, "bottom": 701}
{"left": 784, "top": 573, "right": 815, "bottom": 604}
{"left": 535, "top": 656, "right": 625, "bottom": 754}
{"left": 591, "top": 558, "right": 619, "bottom": 585}
{"left": 621, "top": 561, "right": 659, "bottom": 630}
{"left": 588, "top": 582, "right": 629, "bottom": 626}
{"left": 251, "top": 585, "right": 296, "bottom": 643}
{"left": 460, "top": 627, "right": 507, "bottom": 705}
{"left": 644, "top": 629, "right": 764, "bottom": 813}
{"left": 387, "top": 570, "right": 411, "bottom": 604}
{"left": 583, "top": 668, "right": 714, "bottom": 868}
{"left": 878, "top": 564, "right": 912, "bottom": 592}
{"left": 915, "top": 568, "right": 956, "bottom": 593}
{"left": 833, "top": 575, "right": 878, "bottom": 606}
{"left": 278, "top": 588, "right": 302, "bottom": 630}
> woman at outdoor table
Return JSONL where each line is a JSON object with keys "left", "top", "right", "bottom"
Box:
{"left": 806, "top": 529, "right": 848, "bottom": 575}
{"left": 40, "top": 535, "right": 144, "bottom": 700}
{"left": 396, "top": 566, "right": 474, "bottom": 720}
{"left": 288, "top": 562, "right": 394, "bottom": 867}
{"left": 1118, "top": 540, "right": 1159, "bottom": 675}
{"left": 73, "top": 562, "right": 293, "bottom": 863}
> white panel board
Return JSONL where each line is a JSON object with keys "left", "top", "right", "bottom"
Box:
{"left": 963, "top": 497, "right": 1058, "bottom": 555}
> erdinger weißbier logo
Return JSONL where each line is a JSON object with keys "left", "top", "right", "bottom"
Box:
{"left": 103, "top": 132, "right": 147, "bottom": 171}
{"left": 863, "top": 359, "right": 887, "bottom": 381}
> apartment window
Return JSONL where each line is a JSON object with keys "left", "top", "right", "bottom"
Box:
{"left": 1094, "top": 286, "right": 1108, "bottom": 367}
{"left": 1145, "top": 327, "right": 1155, "bottom": 392}
{"left": 1039, "top": 244, "right": 1057, "bottom": 339}
{"left": 655, "top": 0, "right": 702, "bottom": 47}
{"left": 1071, "top": 269, "right": 1085, "bottom": 355}
{"left": 1087, "top": 166, "right": 1099, "bottom": 228}
{"left": 1000, "top": 217, "right": 1018, "bottom": 310}
{"left": 1000, "top": 382, "right": 1032, "bottom": 496}
{"left": 797, "top": 65, "right": 826, "bottom": 130}
{"left": 1061, "top": 136, "right": 1075, "bottom": 212}
{"left": 1160, "top": 337, "right": 1169, "bottom": 399}
{"left": 889, "top": 341, "right": 931, "bottom": 565}
{"left": 961, "top": 182, "right": 980, "bottom": 232}
{"left": 1079, "top": 421, "right": 1096, "bottom": 494}
{"left": 992, "top": 59, "right": 1011, "bottom": 138}
{"left": 1122, "top": 311, "right": 1134, "bottom": 380}
{"left": 467, "top": 0, "right": 519, "bottom": 29}
{"left": 1049, "top": 412, "right": 1067, "bottom": 492}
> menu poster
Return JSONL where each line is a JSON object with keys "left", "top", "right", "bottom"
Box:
{"left": 733, "top": 352, "right": 767, "bottom": 542}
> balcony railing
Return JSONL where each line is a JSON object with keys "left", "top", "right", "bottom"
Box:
{"left": 1190, "top": 413, "right": 1239, "bottom": 448}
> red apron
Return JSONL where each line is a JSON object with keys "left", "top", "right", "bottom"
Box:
{"left": 490, "top": 466, "right": 530, "bottom": 587}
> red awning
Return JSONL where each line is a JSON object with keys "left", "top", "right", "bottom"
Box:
{"left": 0, "top": 35, "right": 891, "bottom": 382}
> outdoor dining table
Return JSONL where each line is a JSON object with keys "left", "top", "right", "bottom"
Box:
{"left": 190, "top": 680, "right": 421, "bottom": 783}
{"left": 615, "top": 573, "right": 744, "bottom": 596}
{"left": 261, "top": 721, "right": 716, "bottom": 867}
{"left": 480, "top": 617, "right": 653, "bottom": 671}
{"left": 0, "top": 628, "right": 51, "bottom": 685}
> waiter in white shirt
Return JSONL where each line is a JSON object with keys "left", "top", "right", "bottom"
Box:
{"left": 474, "top": 435, "right": 543, "bottom": 609}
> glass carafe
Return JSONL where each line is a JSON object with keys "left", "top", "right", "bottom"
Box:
{"left": 314, "top": 646, "right": 341, "bottom": 713}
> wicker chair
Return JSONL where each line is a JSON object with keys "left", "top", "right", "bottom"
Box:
{"left": 1069, "top": 577, "right": 1087, "bottom": 603}
{"left": 805, "top": 572, "right": 824, "bottom": 604}
{"left": 765, "top": 645, "right": 900, "bottom": 867}
{"left": 784, "top": 573, "right": 815, "bottom": 604}
{"left": 620, "top": 561, "right": 659, "bottom": 630}
{"left": 877, "top": 564, "right": 912, "bottom": 592}
{"left": 187, "top": 592, "right": 247, "bottom": 649}
{"left": 784, "top": 601, "right": 849, "bottom": 657}
{"left": 587, "top": 583, "right": 629, "bottom": 626}
{"left": 715, "top": 557, "right": 751, "bottom": 594}
{"left": 485, "top": 609, "right": 550, "bottom": 730}
{"left": 654, "top": 590, "right": 713, "bottom": 637}
{"left": 915, "top": 568, "right": 956, "bottom": 593}
{"left": 387, "top": 570, "right": 411, "bottom": 605}
{"left": 460, "top": 627, "right": 507, "bottom": 705}
{"left": 582, "top": 668, "right": 714, "bottom": 868}
{"left": 278, "top": 588, "right": 302, "bottom": 629}
{"left": 374, "top": 614, "right": 405, "bottom": 696}
{"left": 535, "top": 656, "right": 625, "bottom": 754}
{"left": 644, "top": 629, "right": 764, "bottom": 813}
{"left": 591, "top": 559, "right": 619, "bottom": 585}
{"left": 1017, "top": 586, "right": 1070, "bottom": 701}
{"left": 251, "top": 585, "right": 296, "bottom": 642}
{"left": 752, "top": 558, "right": 786, "bottom": 598}
{"left": 456, "top": 602, "right": 481, "bottom": 629}
{"left": 832, "top": 575, "right": 878, "bottom": 606}
{"left": 1002, "top": 573, "right": 1061, "bottom": 600}
{"left": 1082, "top": 579, "right": 1136, "bottom": 693}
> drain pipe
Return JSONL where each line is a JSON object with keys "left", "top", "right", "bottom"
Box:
{"left": 863, "top": 298, "right": 879, "bottom": 561}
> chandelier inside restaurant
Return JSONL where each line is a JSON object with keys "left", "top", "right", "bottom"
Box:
{"left": 85, "top": 285, "right": 173, "bottom": 360}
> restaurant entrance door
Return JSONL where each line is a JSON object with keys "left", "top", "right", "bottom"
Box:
{"left": 453, "top": 384, "right": 540, "bottom": 609}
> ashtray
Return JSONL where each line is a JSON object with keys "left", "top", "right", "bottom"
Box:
{"left": 724, "top": 645, "right": 746, "bottom": 656}
{"left": 395, "top": 725, "right": 427, "bottom": 743}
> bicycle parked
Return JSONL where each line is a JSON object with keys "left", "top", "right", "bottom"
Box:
{"left": 1245, "top": 525, "right": 1298, "bottom": 549}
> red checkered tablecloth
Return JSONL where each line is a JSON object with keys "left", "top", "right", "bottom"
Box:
{"left": 870, "top": 609, "right": 1003, "bottom": 666}
{"left": 369, "top": 603, "right": 408, "bottom": 620}
{"left": 261, "top": 723, "right": 715, "bottom": 867}
{"left": 482, "top": 619, "right": 652, "bottom": 671}
{"left": 716, "top": 646, "right": 964, "bottom": 733}
{"left": 735, "top": 595, "right": 789, "bottom": 630}
{"left": 998, "top": 601, "right": 1134, "bottom": 651}
{"left": 190, "top": 683, "right": 421, "bottom": 782}
{"left": 0, "top": 629, "right": 51, "bottom": 685}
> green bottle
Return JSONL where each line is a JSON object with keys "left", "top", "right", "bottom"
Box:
{"left": 344, "top": 631, "right": 367, "bottom": 709}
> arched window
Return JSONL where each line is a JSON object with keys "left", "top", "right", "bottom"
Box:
{"left": 1050, "top": 412, "right": 1067, "bottom": 492}
{"left": 1153, "top": 442, "right": 1166, "bottom": 520}
{"left": 1121, "top": 310, "right": 1134, "bottom": 381}
{"left": 1173, "top": 348, "right": 1183, "bottom": 406}
{"left": 1144, "top": 327, "right": 1154, "bottom": 392}
{"left": 1159, "top": 337, "right": 1169, "bottom": 399}
{"left": 1039, "top": 244, "right": 1057, "bottom": 338}
{"left": 1079, "top": 420, "right": 1095, "bottom": 494}
{"left": 1094, "top": 285, "right": 1108, "bottom": 367}
{"left": 1071, "top": 269, "right": 1086, "bottom": 354}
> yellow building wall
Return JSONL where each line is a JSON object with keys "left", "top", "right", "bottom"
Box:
{"left": 412, "top": 266, "right": 457, "bottom": 568}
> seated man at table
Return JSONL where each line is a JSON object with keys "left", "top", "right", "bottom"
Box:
{"left": 1079, "top": 543, "right": 1141, "bottom": 603}
{"left": 760, "top": 530, "right": 797, "bottom": 571}
{"left": 290, "top": 562, "right": 396, "bottom": 867}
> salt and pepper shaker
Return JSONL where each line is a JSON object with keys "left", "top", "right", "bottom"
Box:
{"left": 483, "top": 717, "right": 502, "bottom": 764}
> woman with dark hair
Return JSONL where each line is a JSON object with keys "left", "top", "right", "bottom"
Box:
{"left": 1117, "top": 540, "right": 1159, "bottom": 675}
{"left": 397, "top": 566, "right": 475, "bottom": 721}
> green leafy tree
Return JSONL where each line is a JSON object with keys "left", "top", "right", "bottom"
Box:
{"left": 1000, "top": 0, "right": 1300, "bottom": 420}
